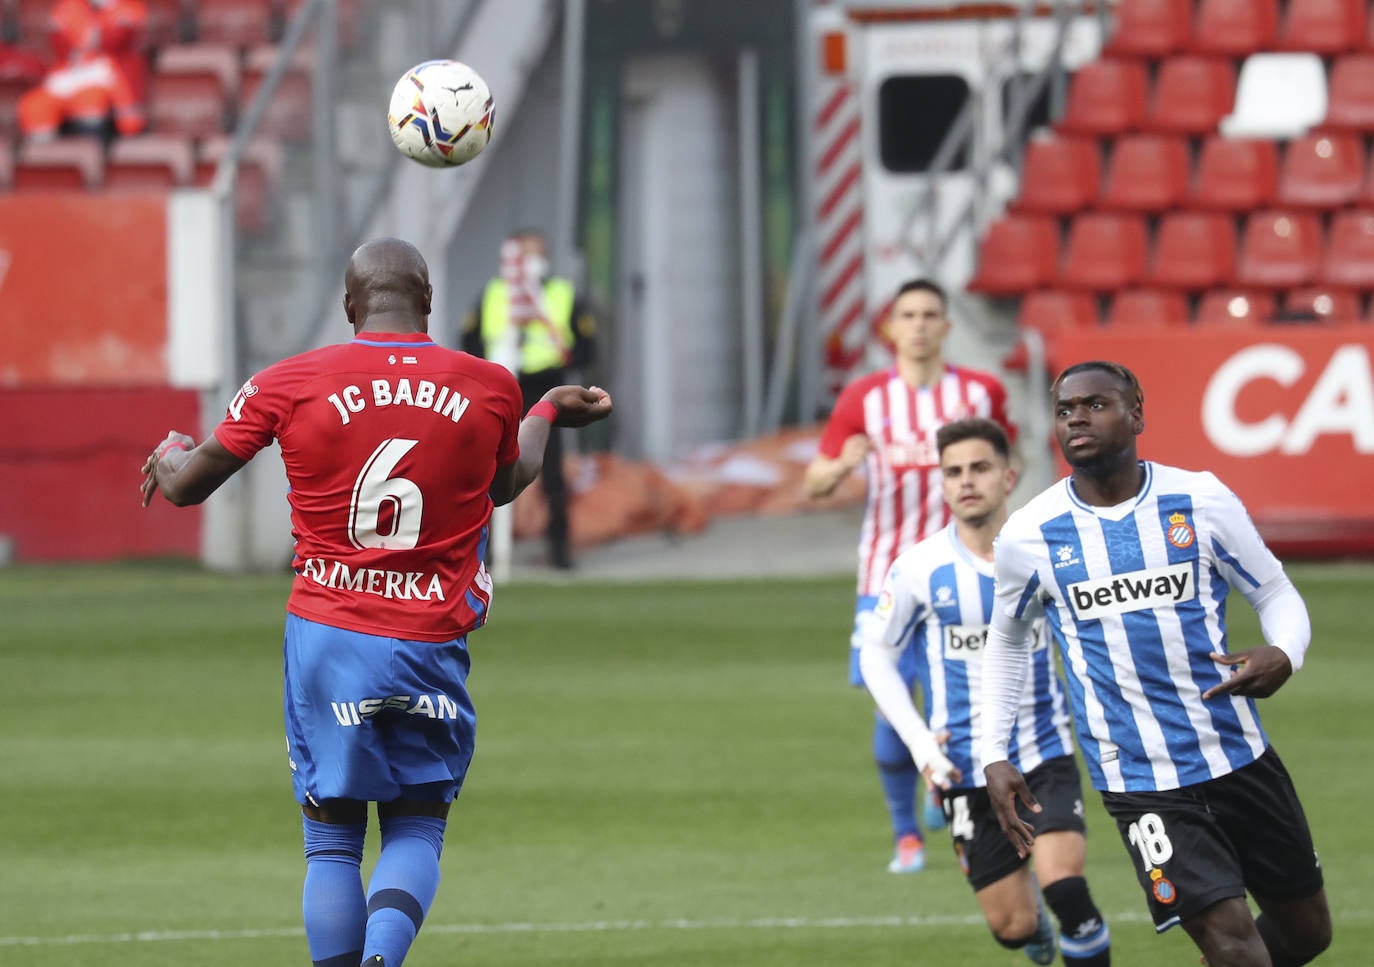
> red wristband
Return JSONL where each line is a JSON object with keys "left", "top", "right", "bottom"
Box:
{"left": 527, "top": 400, "right": 558, "bottom": 424}
{"left": 155, "top": 440, "right": 189, "bottom": 461}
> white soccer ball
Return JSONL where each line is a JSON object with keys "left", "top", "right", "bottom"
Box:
{"left": 387, "top": 60, "right": 495, "bottom": 168}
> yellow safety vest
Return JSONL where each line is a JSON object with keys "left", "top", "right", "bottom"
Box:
{"left": 480, "top": 277, "right": 576, "bottom": 374}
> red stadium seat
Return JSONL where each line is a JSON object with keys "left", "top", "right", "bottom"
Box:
{"left": 1011, "top": 134, "right": 1101, "bottom": 215}
{"left": 1191, "top": 137, "right": 1279, "bottom": 211}
{"left": 1191, "top": 0, "right": 1280, "bottom": 56}
{"left": 0, "top": 76, "right": 31, "bottom": 140}
{"left": 1059, "top": 213, "right": 1149, "bottom": 291}
{"left": 1017, "top": 290, "right": 1100, "bottom": 334}
{"left": 1283, "top": 285, "right": 1362, "bottom": 321}
{"left": 1147, "top": 212, "right": 1238, "bottom": 290}
{"left": 12, "top": 137, "right": 103, "bottom": 190}
{"left": 1196, "top": 289, "right": 1277, "bottom": 325}
{"left": 196, "top": 134, "right": 283, "bottom": 234}
{"left": 0, "top": 43, "right": 46, "bottom": 86}
{"left": 194, "top": 0, "right": 275, "bottom": 48}
{"left": 966, "top": 215, "right": 1061, "bottom": 295}
{"left": 1056, "top": 60, "right": 1148, "bottom": 136}
{"left": 1144, "top": 57, "right": 1237, "bottom": 135}
{"left": 1280, "top": 0, "right": 1367, "bottom": 55}
{"left": 1098, "top": 134, "right": 1190, "bottom": 212}
{"left": 1324, "top": 54, "right": 1374, "bottom": 130}
{"left": 1007, "top": 289, "right": 1099, "bottom": 373}
{"left": 1104, "top": 0, "right": 1193, "bottom": 58}
{"left": 105, "top": 133, "right": 195, "bottom": 191}
{"left": 1278, "top": 132, "right": 1365, "bottom": 209}
{"left": 240, "top": 44, "right": 313, "bottom": 141}
{"left": 1236, "top": 210, "right": 1324, "bottom": 288}
{"left": 1319, "top": 209, "right": 1374, "bottom": 287}
{"left": 1107, "top": 289, "right": 1191, "bottom": 328}
{"left": 148, "top": 44, "right": 239, "bottom": 137}
{"left": 141, "top": 0, "right": 187, "bottom": 49}
{"left": 14, "top": 0, "right": 55, "bottom": 54}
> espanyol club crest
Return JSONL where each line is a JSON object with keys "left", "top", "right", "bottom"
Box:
{"left": 1149, "top": 868, "right": 1177, "bottom": 905}
{"left": 1166, "top": 512, "right": 1195, "bottom": 549}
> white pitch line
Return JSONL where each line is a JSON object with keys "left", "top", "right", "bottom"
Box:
{"left": 0, "top": 911, "right": 1145, "bottom": 948}
{"left": 4, "top": 908, "right": 1368, "bottom": 949}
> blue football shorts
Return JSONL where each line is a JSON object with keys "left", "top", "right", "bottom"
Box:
{"left": 282, "top": 613, "right": 478, "bottom": 806}
{"left": 849, "top": 594, "right": 920, "bottom": 688}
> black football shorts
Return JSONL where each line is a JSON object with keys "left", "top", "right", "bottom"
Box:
{"left": 945, "top": 754, "right": 1087, "bottom": 892}
{"left": 1099, "top": 746, "right": 1324, "bottom": 932}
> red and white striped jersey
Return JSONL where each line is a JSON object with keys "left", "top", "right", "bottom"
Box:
{"left": 818, "top": 365, "right": 1016, "bottom": 595}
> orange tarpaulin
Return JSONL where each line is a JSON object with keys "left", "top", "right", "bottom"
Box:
{"left": 512, "top": 427, "right": 866, "bottom": 549}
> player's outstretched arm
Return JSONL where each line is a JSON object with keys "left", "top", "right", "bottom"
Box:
{"left": 491, "top": 385, "right": 612, "bottom": 506}
{"left": 140, "top": 432, "right": 248, "bottom": 507}
{"left": 859, "top": 641, "right": 962, "bottom": 789}
{"left": 546, "top": 384, "right": 613, "bottom": 428}
{"left": 803, "top": 434, "right": 868, "bottom": 499}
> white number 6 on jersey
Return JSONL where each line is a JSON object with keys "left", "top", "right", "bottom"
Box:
{"left": 348, "top": 438, "right": 423, "bottom": 550}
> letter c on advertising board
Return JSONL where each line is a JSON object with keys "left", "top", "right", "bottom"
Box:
{"left": 1202, "top": 345, "right": 1374, "bottom": 457}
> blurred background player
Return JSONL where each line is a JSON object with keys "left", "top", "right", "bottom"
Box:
{"left": 140, "top": 237, "right": 613, "bottom": 967}
{"left": 859, "top": 418, "right": 1110, "bottom": 966}
{"left": 982, "top": 362, "right": 1330, "bottom": 967}
{"left": 804, "top": 277, "right": 1017, "bottom": 873}
{"left": 17, "top": 0, "right": 147, "bottom": 142}
{"left": 463, "top": 228, "right": 597, "bottom": 570}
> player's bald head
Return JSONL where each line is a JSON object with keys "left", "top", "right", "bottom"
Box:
{"left": 346, "top": 237, "right": 429, "bottom": 295}
{"left": 344, "top": 237, "right": 432, "bottom": 327}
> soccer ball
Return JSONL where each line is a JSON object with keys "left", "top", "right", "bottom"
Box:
{"left": 387, "top": 60, "right": 495, "bottom": 168}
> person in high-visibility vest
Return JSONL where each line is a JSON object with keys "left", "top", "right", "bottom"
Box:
{"left": 17, "top": 0, "right": 149, "bottom": 141}
{"left": 463, "top": 229, "right": 597, "bottom": 570}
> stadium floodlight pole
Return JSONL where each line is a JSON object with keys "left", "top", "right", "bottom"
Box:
{"left": 554, "top": 0, "right": 587, "bottom": 284}
{"left": 794, "top": 0, "right": 823, "bottom": 421}
{"left": 738, "top": 45, "right": 764, "bottom": 439}
{"left": 311, "top": 0, "right": 342, "bottom": 289}
{"left": 490, "top": 341, "right": 522, "bottom": 586}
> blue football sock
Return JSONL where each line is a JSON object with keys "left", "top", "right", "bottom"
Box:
{"left": 874, "top": 716, "right": 921, "bottom": 840}
{"left": 364, "top": 815, "right": 447, "bottom": 966}
{"left": 301, "top": 816, "right": 367, "bottom": 967}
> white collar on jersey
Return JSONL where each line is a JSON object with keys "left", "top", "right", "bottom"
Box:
{"left": 1065, "top": 461, "right": 1154, "bottom": 520}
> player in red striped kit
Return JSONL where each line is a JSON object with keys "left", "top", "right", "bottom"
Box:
{"left": 140, "top": 237, "right": 612, "bottom": 967}
{"left": 805, "top": 278, "right": 1016, "bottom": 874}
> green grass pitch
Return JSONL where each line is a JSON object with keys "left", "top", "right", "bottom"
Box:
{"left": 1, "top": 562, "right": 1369, "bottom": 966}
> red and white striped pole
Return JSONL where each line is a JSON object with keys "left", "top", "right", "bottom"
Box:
{"left": 811, "top": 7, "right": 867, "bottom": 400}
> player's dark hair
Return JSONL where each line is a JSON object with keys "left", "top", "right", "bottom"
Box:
{"left": 936, "top": 418, "right": 1010, "bottom": 461}
{"left": 1051, "top": 360, "right": 1144, "bottom": 408}
{"left": 893, "top": 277, "right": 947, "bottom": 312}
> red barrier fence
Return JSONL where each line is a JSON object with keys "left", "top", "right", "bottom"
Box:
{"left": 0, "top": 387, "right": 203, "bottom": 561}
{"left": 1050, "top": 326, "right": 1374, "bottom": 556}
{"left": 0, "top": 194, "right": 169, "bottom": 386}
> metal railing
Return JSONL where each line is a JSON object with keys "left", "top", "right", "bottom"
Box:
{"left": 207, "top": 0, "right": 340, "bottom": 386}
{"left": 897, "top": 0, "right": 1100, "bottom": 278}
{"left": 209, "top": 0, "right": 485, "bottom": 383}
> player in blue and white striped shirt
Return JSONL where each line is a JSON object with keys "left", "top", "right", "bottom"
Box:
{"left": 981, "top": 362, "right": 1331, "bottom": 967}
{"left": 860, "top": 419, "right": 1109, "bottom": 967}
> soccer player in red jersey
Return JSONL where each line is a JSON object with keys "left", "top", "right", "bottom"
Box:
{"left": 140, "top": 237, "right": 612, "bottom": 967}
{"left": 805, "top": 278, "right": 1016, "bottom": 874}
